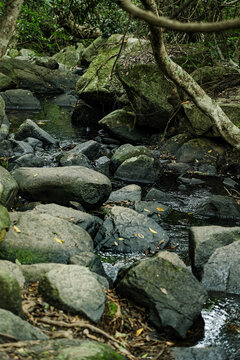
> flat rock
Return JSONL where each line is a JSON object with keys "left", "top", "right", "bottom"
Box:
{"left": 95, "top": 205, "right": 169, "bottom": 254}
{"left": 116, "top": 251, "right": 207, "bottom": 337}
{"left": 12, "top": 166, "right": 112, "bottom": 208}
{"left": 0, "top": 211, "right": 93, "bottom": 264}
{"left": 0, "top": 308, "right": 48, "bottom": 342}
{"left": 39, "top": 265, "right": 106, "bottom": 323}
{"left": 107, "top": 184, "right": 142, "bottom": 202}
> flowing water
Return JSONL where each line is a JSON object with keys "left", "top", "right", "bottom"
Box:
{"left": 7, "top": 105, "right": 240, "bottom": 358}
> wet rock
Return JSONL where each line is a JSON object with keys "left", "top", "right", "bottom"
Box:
{"left": 108, "top": 184, "right": 142, "bottom": 203}
{"left": 59, "top": 151, "right": 92, "bottom": 168}
{"left": 189, "top": 226, "right": 240, "bottom": 279}
{"left": 0, "top": 166, "right": 18, "bottom": 209}
{"left": 114, "top": 154, "right": 162, "bottom": 184}
{"left": 202, "top": 240, "right": 240, "bottom": 294}
{"left": 15, "top": 119, "right": 57, "bottom": 146}
{"left": 161, "top": 133, "right": 193, "bottom": 155}
{"left": 111, "top": 143, "right": 153, "bottom": 171}
{"left": 178, "top": 176, "right": 205, "bottom": 186}
{"left": 12, "top": 166, "right": 112, "bottom": 208}
{"left": 52, "top": 92, "right": 78, "bottom": 107}
{"left": 0, "top": 269, "right": 22, "bottom": 315}
{"left": 69, "top": 252, "right": 107, "bottom": 279}
{"left": 134, "top": 200, "right": 172, "bottom": 222}
{"left": 116, "top": 251, "right": 207, "bottom": 338}
{"left": 13, "top": 153, "right": 46, "bottom": 168}
{"left": 94, "top": 156, "right": 110, "bottom": 177}
{"left": 145, "top": 188, "right": 172, "bottom": 203}
{"left": 71, "top": 140, "right": 101, "bottom": 160}
{"left": 195, "top": 195, "right": 240, "bottom": 220}
{"left": 0, "top": 308, "right": 48, "bottom": 341}
{"left": 0, "top": 89, "right": 41, "bottom": 110}
{"left": 118, "top": 63, "right": 179, "bottom": 130}
{"left": 10, "top": 139, "right": 34, "bottom": 156}
{"left": 172, "top": 346, "right": 228, "bottom": 360}
{"left": 39, "top": 265, "right": 106, "bottom": 323}
{"left": 95, "top": 205, "right": 169, "bottom": 254}
{"left": 0, "top": 260, "right": 25, "bottom": 288}
{"left": 0, "top": 211, "right": 93, "bottom": 264}
{"left": 166, "top": 162, "right": 191, "bottom": 175}
{"left": 0, "top": 139, "right": 13, "bottom": 158}
{"left": 99, "top": 109, "right": 147, "bottom": 143}
{"left": 25, "top": 137, "right": 43, "bottom": 150}
{"left": 33, "top": 203, "right": 102, "bottom": 238}
{"left": 176, "top": 138, "right": 225, "bottom": 164}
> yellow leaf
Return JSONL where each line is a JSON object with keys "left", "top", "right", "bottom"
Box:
{"left": 54, "top": 237, "right": 65, "bottom": 244}
{"left": 118, "top": 237, "right": 124, "bottom": 241}
{"left": 144, "top": 208, "right": 151, "bottom": 212}
{"left": 114, "top": 241, "right": 118, "bottom": 246}
{"left": 13, "top": 225, "right": 21, "bottom": 233}
{"left": 38, "top": 121, "right": 45, "bottom": 125}
{"left": 187, "top": 212, "right": 193, "bottom": 215}
{"left": 158, "top": 239, "right": 165, "bottom": 245}
{"left": 138, "top": 233, "right": 144, "bottom": 239}
{"left": 0, "top": 229, "right": 6, "bottom": 242}
{"left": 156, "top": 207, "right": 165, "bottom": 212}
{"left": 136, "top": 328, "right": 144, "bottom": 336}
{"left": 208, "top": 150, "right": 213, "bottom": 153}
{"left": 149, "top": 227, "right": 157, "bottom": 234}
{"left": 166, "top": 341, "right": 175, "bottom": 346}
{"left": 33, "top": 174, "right": 38, "bottom": 177}
{"left": 160, "top": 287, "right": 168, "bottom": 295}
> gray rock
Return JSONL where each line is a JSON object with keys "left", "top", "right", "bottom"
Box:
{"left": 25, "top": 137, "right": 43, "bottom": 149}
{"left": 108, "top": 184, "right": 142, "bottom": 202}
{"left": 166, "top": 163, "right": 192, "bottom": 175}
{"left": 178, "top": 176, "right": 205, "bottom": 186}
{"left": 134, "top": 200, "right": 172, "bottom": 222}
{"left": 15, "top": 119, "right": 57, "bottom": 146}
{"left": 172, "top": 346, "right": 228, "bottom": 360}
{"left": 195, "top": 195, "right": 240, "bottom": 220}
{"left": 12, "top": 166, "right": 112, "bottom": 209}
{"left": 95, "top": 205, "right": 169, "bottom": 253}
{"left": 39, "top": 265, "right": 106, "bottom": 323}
{"left": 189, "top": 226, "right": 240, "bottom": 279}
{"left": 114, "top": 155, "right": 162, "bottom": 184}
{"left": 0, "top": 115, "right": 10, "bottom": 141}
{"left": 0, "top": 211, "right": 93, "bottom": 264}
{"left": 99, "top": 109, "right": 147, "bottom": 143}
{"left": 111, "top": 143, "right": 153, "bottom": 170}
{"left": 0, "top": 260, "right": 25, "bottom": 287}
{"left": 0, "top": 89, "right": 41, "bottom": 110}
{"left": 0, "top": 269, "right": 22, "bottom": 315}
{"left": 202, "top": 240, "right": 240, "bottom": 294}
{"left": 0, "top": 139, "right": 13, "bottom": 158}
{"left": 69, "top": 252, "right": 107, "bottom": 279}
{"left": 21, "top": 263, "right": 60, "bottom": 284}
{"left": 52, "top": 92, "right": 78, "bottom": 107}
{"left": 145, "top": 188, "right": 172, "bottom": 203}
{"left": 70, "top": 140, "right": 101, "bottom": 160}
{"left": 116, "top": 251, "right": 207, "bottom": 338}
{"left": 14, "top": 153, "right": 46, "bottom": 168}
{"left": 0, "top": 308, "right": 48, "bottom": 341}
{"left": 94, "top": 156, "right": 110, "bottom": 177}
{"left": 33, "top": 203, "right": 102, "bottom": 238}
{"left": 59, "top": 151, "right": 92, "bottom": 168}
{"left": 10, "top": 139, "right": 34, "bottom": 156}
{"left": 53, "top": 44, "right": 84, "bottom": 69}
{"left": 161, "top": 133, "right": 193, "bottom": 155}
{"left": 0, "top": 166, "right": 18, "bottom": 209}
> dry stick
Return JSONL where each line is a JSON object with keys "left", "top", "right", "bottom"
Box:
{"left": 0, "top": 333, "right": 18, "bottom": 342}
{"left": 0, "top": 340, "right": 42, "bottom": 350}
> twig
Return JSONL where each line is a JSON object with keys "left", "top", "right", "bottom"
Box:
{"left": 0, "top": 340, "right": 42, "bottom": 350}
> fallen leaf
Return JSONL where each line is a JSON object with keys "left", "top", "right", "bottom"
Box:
{"left": 144, "top": 208, "right": 151, "bottom": 212}
{"left": 158, "top": 239, "right": 165, "bottom": 245}
{"left": 166, "top": 341, "right": 175, "bottom": 346}
{"left": 149, "top": 227, "right": 157, "bottom": 234}
{"left": 33, "top": 173, "right": 38, "bottom": 177}
{"left": 118, "top": 237, "right": 124, "bottom": 241}
{"left": 187, "top": 212, "right": 193, "bottom": 215}
{"left": 54, "top": 237, "right": 65, "bottom": 244}
{"left": 13, "top": 225, "right": 21, "bottom": 233}
{"left": 114, "top": 241, "right": 118, "bottom": 246}
{"left": 134, "top": 232, "right": 144, "bottom": 238}
{"left": 208, "top": 150, "right": 213, "bottom": 153}
{"left": 156, "top": 207, "right": 165, "bottom": 212}
{"left": 160, "top": 287, "right": 168, "bottom": 295}
{"left": 38, "top": 121, "right": 45, "bottom": 125}
{"left": 136, "top": 328, "right": 144, "bottom": 336}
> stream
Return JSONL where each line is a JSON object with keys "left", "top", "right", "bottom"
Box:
{"left": 7, "top": 103, "right": 240, "bottom": 359}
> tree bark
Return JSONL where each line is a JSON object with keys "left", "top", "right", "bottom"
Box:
{"left": 0, "top": 0, "right": 24, "bottom": 59}
{"left": 117, "top": 0, "right": 240, "bottom": 149}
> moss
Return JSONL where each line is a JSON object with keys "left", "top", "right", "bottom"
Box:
{"left": 0, "top": 247, "right": 57, "bottom": 264}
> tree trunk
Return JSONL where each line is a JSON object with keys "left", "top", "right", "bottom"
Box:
{"left": 0, "top": 0, "right": 24, "bottom": 59}
{"left": 118, "top": 0, "right": 240, "bottom": 149}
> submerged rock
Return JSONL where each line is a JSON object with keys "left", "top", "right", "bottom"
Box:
{"left": 12, "top": 166, "right": 112, "bottom": 208}
{"left": 116, "top": 251, "right": 207, "bottom": 338}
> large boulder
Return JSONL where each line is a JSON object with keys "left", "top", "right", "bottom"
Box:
{"left": 202, "top": 241, "right": 240, "bottom": 294}
{"left": 12, "top": 166, "right": 112, "bottom": 208}
{"left": 99, "top": 109, "right": 148, "bottom": 143}
{"left": 52, "top": 44, "right": 85, "bottom": 69}
{"left": 116, "top": 251, "right": 207, "bottom": 337}
{"left": 189, "top": 226, "right": 240, "bottom": 279}
{"left": 0, "top": 211, "right": 93, "bottom": 264}
{"left": 0, "top": 269, "right": 22, "bottom": 315}
{"left": 95, "top": 205, "right": 169, "bottom": 253}
{"left": 0, "top": 308, "right": 48, "bottom": 341}
{"left": 76, "top": 34, "right": 149, "bottom": 108}
{"left": 0, "top": 89, "right": 41, "bottom": 110}
{"left": 0, "top": 166, "right": 18, "bottom": 209}
{"left": 39, "top": 265, "right": 106, "bottom": 323}
{"left": 118, "top": 63, "right": 178, "bottom": 130}
{"left": 0, "top": 57, "right": 79, "bottom": 96}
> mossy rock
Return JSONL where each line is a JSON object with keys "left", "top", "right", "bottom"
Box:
{"left": 0, "top": 204, "right": 10, "bottom": 243}
{"left": 191, "top": 65, "right": 238, "bottom": 85}
{"left": 53, "top": 44, "right": 85, "bottom": 69}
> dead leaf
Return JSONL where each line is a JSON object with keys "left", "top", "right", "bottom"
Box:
{"left": 54, "top": 237, "right": 65, "bottom": 244}
{"left": 156, "top": 207, "right": 165, "bottom": 212}
{"left": 149, "top": 227, "right": 157, "bottom": 234}
{"left": 208, "top": 150, "right": 213, "bottom": 153}
{"left": 158, "top": 239, "right": 165, "bottom": 246}
{"left": 114, "top": 241, "right": 118, "bottom": 246}
{"left": 166, "top": 341, "right": 175, "bottom": 346}
{"left": 136, "top": 328, "right": 144, "bottom": 336}
{"left": 160, "top": 288, "right": 168, "bottom": 295}
{"left": 144, "top": 208, "right": 151, "bottom": 212}
{"left": 33, "top": 174, "right": 38, "bottom": 177}
{"left": 118, "top": 237, "right": 124, "bottom": 241}
{"left": 13, "top": 225, "right": 21, "bottom": 233}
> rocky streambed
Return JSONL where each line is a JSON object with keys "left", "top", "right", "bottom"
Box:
{"left": 0, "top": 37, "right": 240, "bottom": 360}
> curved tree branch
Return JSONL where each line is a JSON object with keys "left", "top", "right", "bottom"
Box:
{"left": 116, "top": 0, "right": 240, "bottom": 32}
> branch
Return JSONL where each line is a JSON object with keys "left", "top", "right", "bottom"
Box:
{"left": 116, "top": 0, "right": 240, "bottom": 32}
